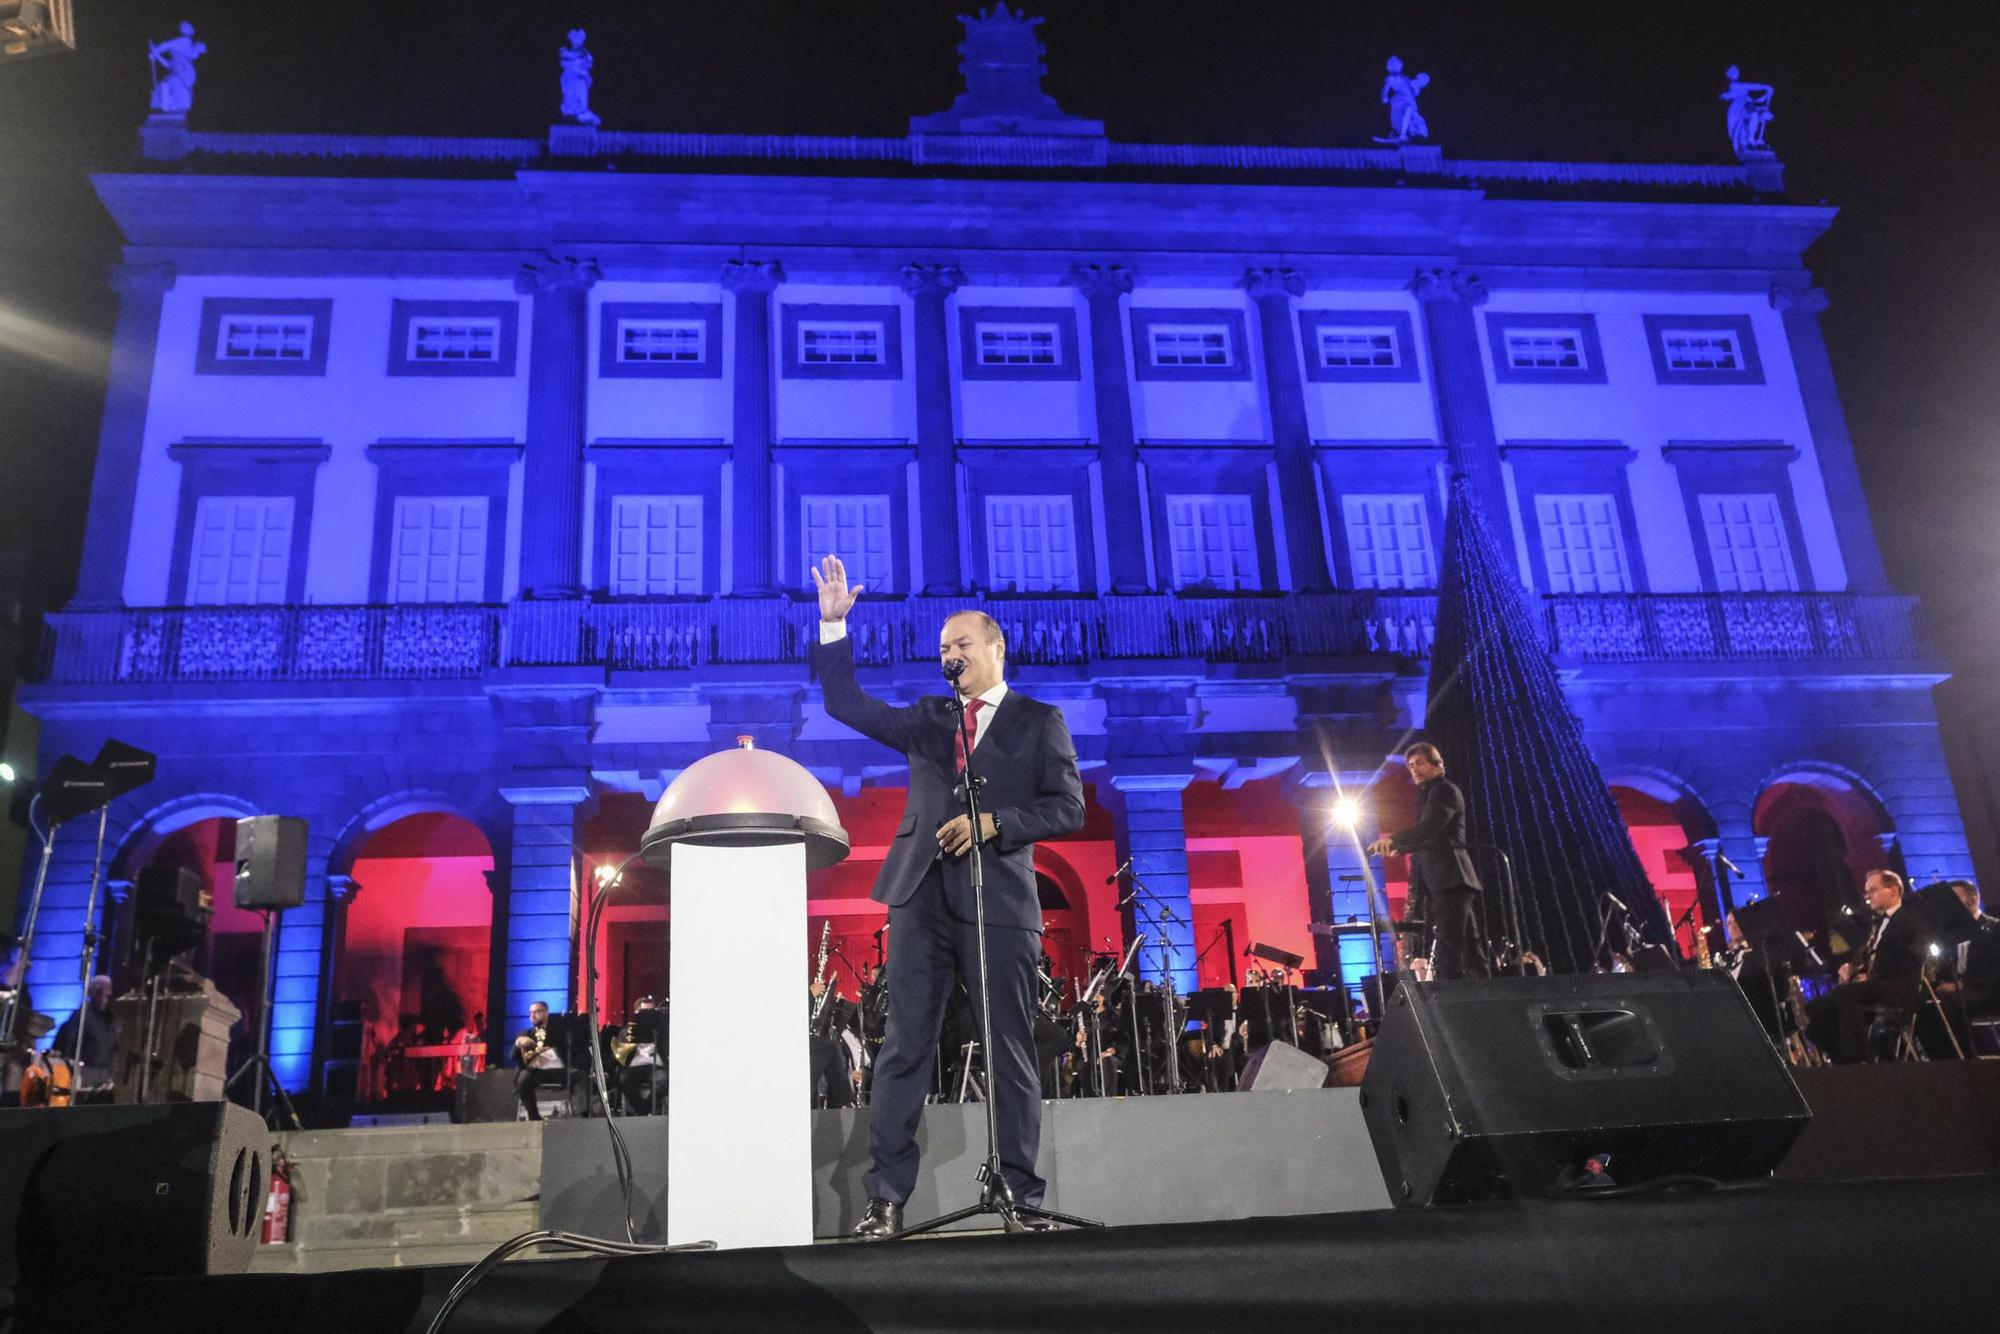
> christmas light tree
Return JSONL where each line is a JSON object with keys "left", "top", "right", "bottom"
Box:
{"left": 1420, "top": 475, "right": 1671, "bottom": 972}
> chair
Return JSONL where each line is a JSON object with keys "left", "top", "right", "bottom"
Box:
{"left": 1863, "top": 1005, "right": 1923, "bottom": 1062}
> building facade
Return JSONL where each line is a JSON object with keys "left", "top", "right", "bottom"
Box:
{"left": 15, "top": 17, "right": 1970, "bottom": 1097}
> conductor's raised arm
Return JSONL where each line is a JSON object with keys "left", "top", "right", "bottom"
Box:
{"left": 810, "top": 553, "right": 915, "bottom": 752}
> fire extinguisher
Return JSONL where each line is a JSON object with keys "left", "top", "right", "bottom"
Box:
{"left": 262, "top": 1146, "right": 293, "bottom": 1244}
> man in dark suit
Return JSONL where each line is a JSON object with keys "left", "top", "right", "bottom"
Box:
{"left": 1806, "top": 869, "right": 1936, "bottom": 1063}
{"left": 811, "top": 553, "right": 1085, "bottom": 1238}
{"left": 1366, "top": 743, "right": 1487, "bottom": 980}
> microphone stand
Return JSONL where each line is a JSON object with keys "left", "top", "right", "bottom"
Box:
{"left": 1453, "top": 842, "right": 1526, "bottom": 973}
{"left": 1076, "top": 934, "right": 1143, "bottom": 1098}
{"left": 899, "top": 671, "right": 1098, "bottom": 1238}
{"left": 67, "top": 802, "right": 115, "bottom": 1085}
{"left": 0, "top": 797, "right": 61, "bottom": 1073}
{"left": 1116, "top": 868, "right": 1187, "bottom": 1093}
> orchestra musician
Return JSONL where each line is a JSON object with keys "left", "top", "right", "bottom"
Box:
{"left": 812, "top": 554, "right": 1086, "bottom": 1239}
{"left": 50, "top": 975, "right": 119, "bottom": 1102}
{"left": 1366, "top": 743, "right": 1487, "bottom": 981}
{"left": 615, "top": 995, "right": 667, "bottom": 1116}
{"left": 1805, "top": 870, "right": 1934, "bottom": 1063}
{"left": 512, "top": 1000, "right": 567, "bottom": 1121}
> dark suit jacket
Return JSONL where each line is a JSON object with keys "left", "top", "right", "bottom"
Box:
{"left": 1861, "top": 899, "right": 1935, "bottom": 983}
{"left": 813, "top": 633, "right": 1085, "bottom": 932}
{"left": 1389, "top": 776, "right": 1482, "bottom": 896}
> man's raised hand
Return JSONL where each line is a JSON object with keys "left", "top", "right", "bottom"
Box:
{"left": 812, "top": 553, "right": 864, "bottom": 623}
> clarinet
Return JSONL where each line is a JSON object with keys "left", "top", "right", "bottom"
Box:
{"left": 808, "top": 920, "right": 834, "bottom": 1032}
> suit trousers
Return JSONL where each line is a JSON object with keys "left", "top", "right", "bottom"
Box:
{"left": 1430, "top": 887, "right": 1489, "bottom": 982}
{"left": 1806, "top": 975, "right": 1921, "bottom": 1063}
{"left": 865, "top": 862, "right": 1045, "bottom": 1207}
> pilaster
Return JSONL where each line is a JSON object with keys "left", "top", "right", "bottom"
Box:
{"left": 1412, "top": 268, "right": 1511, "bottom": 546}
{"left": 1104, "top": 773, "right": 1197, "bottom": 993}
{"left": 515, "top": 255, "right": 600, "bottom": 599}
{"left": 1245, "top": 267, "right": 1331, "bottom": 590}
{"left": 902, "top": 263, "right": 967, "bottom": 593}
{"left": 497, "top": 783, "right": 592, "bottom": 1037}
{"left": 71, "top": 262, "right": 177, "bottom": 608}
{"left": 724, "top": 259, "right": 783, "bottom": 595}
{"left": 1769, "top": 285, "right": 1892, "bottom": 593}
{"left": 1069, "top": 264, "right": 1149, "bottom": 592}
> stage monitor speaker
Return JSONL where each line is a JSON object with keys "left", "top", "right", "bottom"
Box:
{"left": 0, "top": 1102, "right": 264, "bottom": 1304}
{"left": 1360, "top": 971, "right": 1811, "bottom": 1207}
{"left": 234, "top": 814, "right": 307, "bottom": 910}
{"left": 1237, "top": 1039, "right": 1329, "bottom": 1092}
{"left": 456, "top": 1068, "right": 522, "bottom": 1123}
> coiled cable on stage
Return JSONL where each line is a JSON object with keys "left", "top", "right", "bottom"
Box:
{"left": 425, "top": 851, "right": 694, "bottom": 1334}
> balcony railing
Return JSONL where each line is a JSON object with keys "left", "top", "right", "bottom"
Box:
{"left": 34, "top": 592, "right": 1927, "bottom": 687}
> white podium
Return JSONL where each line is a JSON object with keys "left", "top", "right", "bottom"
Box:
{"left": 641, "top": 738, "right": 849, "bottom": 1250}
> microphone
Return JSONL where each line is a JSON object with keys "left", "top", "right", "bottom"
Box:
{"left": 1602, "top": 891, "right": 1629, "bottom": 915}
{"left": 1104, "top": 857, "right": 1133, "bottom": 885}
{"left": 941, "top": 658, "right": 967, "bottom": 682}
{"left": 1717, "top": 853, "right": 1743, "bottom": 877}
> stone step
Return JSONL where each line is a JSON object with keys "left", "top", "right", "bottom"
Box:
{"left": 278, "top": 1120, "right": 541, "bottom": 1160}
{"left": 250, "top": 1202, "right": 553, "bottom": 1274}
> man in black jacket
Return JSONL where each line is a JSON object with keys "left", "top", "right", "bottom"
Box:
{"left": 1806, "top": 869, "right": 1935, "bottom": 1063}
{"left": 811, "top": 554, "right": 1085, "bottom": 1238}
{"left": 1367, "top": 743, "right": 1487, "bottom": 980}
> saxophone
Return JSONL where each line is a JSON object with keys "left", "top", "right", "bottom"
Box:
{"left": 808, "top": 920, "right": 834, "bottom": 1031}
{"left": 1694, "top": 921, "right": 1715, "bottom": 969}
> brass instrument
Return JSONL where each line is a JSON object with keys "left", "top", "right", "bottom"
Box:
{"left": 808, "top": 920, "right": 834, "bottom": 1031}
{"left": 1784, "top": 974, "right": 1825, "bottom": 1067}
{"left": 610, "top": 1018, "right": 639, "bottom": 1067}
{"left": 1694, "top": 921, "right": 1715, "bottom": 969}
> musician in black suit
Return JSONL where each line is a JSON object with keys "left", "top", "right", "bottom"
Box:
{"left": 1367, "top": 743, "right": 1487, "bottom": 980}
{"left": 811, "top": 554, "right": 1086, "bottom": 1238}
{"left": 1806, "top": 869, "right": 1935, "bottom": 1063}
{"left": 512, "top": 1001, "right": 566, "bottom": 1121}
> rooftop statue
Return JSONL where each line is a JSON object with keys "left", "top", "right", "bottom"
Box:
{"left": 1375, "top": 55, "right": 1431, "bottom": 144}
{"left": 146, "top": 21, "right": 205, "bottom": 118}
{"left": 559, "top": 28, "right": 602, "bottom": 127}
{"left": 1720, "top": 65, "right": 1774, "bottom": 156}
{"left": 909, "top": 3, "right": 1103, "bottom": 138}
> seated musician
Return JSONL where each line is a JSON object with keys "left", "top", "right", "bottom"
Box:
{"left": 615, "top": 995, "right": 666, "bottom": 1115}
{"left": 1804, "top": 870, "right": 1934, "bottom": 1063}
{"left": 808, "top": 979, "right": 861, "bottom": 1109}
{"left": 50, "top": 975, "right": 120, "bottom": 1102}
{"left": 513, "top": 1000, "right": 567, "bottom": 1121}
{"left": 1950, "top": 881, "right": 2000, "bottom": 1017}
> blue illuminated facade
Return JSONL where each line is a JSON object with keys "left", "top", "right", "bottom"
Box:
{"left": 15, "top": 20, "right": 1971, "bottom": 1093}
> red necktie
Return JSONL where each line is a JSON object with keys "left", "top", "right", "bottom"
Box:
{"left": 954, "top": 698, "right": 987, "bottom": 775}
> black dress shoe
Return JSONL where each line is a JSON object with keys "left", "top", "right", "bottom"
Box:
{"left": 852, "top": 1198, "right": 902, "bottom": 1239}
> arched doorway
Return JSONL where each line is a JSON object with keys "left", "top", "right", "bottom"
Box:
{"left": 332, "top": 811, "right": 494, "bottom": 1109}
{"left": 1609, "top": 778, "right": 1719, "bottom": 959}
{"left": 1755, "top": 770, "right": 1894, "bottom": 945}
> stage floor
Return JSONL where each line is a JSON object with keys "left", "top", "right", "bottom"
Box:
{"left": 56, "top": 1174, "right": 1995, "bottom": 1332}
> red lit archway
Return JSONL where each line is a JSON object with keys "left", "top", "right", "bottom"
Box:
{"left": 333, "top": 811, "right": 494, "bottom": 1106}
{"left": 1608, "top": 777, "right": 1719, "bottom": 959}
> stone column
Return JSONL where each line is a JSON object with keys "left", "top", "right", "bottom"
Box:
{"left": 1104, "top": 774, "right": 1198, "bottom": 993}
{"left": 1069, "top": 264, "right": 1150, "bottom": 592}
{"left": 71, "top": 262, "right": 177, "bottom": 608}
{"left": 497, "top": 784, "right": 591, "bottom": 1037}
{"left": 1412, "top": 269, "right": 1511, "bottom": 544}
{"left": 1246, "top": 267, "right": 1332, "bottom": 590}
{"left": 1770, "top": 286, "right": 1891, "bottom": 593}
{"left": 902, "top": 262, "right": 967, "bottom": 593}
{"left": 724, "top": 259, "right": 784, "bottom": 595}
{"left": 515, "top": 255, "right": 601, "bottom": 599}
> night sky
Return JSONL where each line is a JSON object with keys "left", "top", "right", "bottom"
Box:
{"left": 4, "top": 0, "right": 1998, "bottom": 665}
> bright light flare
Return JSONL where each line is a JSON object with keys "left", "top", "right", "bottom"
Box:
{"left": 1331, "top": 795, "right": 1363, "bottom": 828}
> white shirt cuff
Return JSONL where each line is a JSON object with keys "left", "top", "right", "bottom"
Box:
{"left": 819, "top": 620, "right": 847, "bottom": 645}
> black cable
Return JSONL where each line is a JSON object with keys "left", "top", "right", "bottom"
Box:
{"left": 423, "top": 1229, "right": 714, "bottom": 1334}
{"left": 424, "top": 853, "right": 673, "bottom": 1334}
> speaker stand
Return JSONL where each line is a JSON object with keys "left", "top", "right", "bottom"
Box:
{"left": 223, "top": 908, "right": 301, "bottom": 1131}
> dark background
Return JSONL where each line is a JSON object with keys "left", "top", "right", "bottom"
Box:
{"left": 4, "top": 0, "right": 1998, "bottom": 852}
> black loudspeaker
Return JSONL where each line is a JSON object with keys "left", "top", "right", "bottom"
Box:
{"left": 456, "top": 1068, "right": 521, "bottom": 1123}
{"left": 234, "top": 814, "right": 308, "bottom": 909}
{"left": 0, "top": 1102, "right": 265, "bottom": 1303}
{"left": 1237, "top": 1039, "right": 1329, "bottom": 1091}
{"left": 1360, "top": 971, "right": 1812, "bottom": 1207}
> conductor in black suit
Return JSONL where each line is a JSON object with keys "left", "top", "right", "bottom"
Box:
{"left": 811, "top": 554, "right": 1086, "bottom": 1239}
{"left": 1367, "top": 743, "right": 1487, "bottom": 980}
